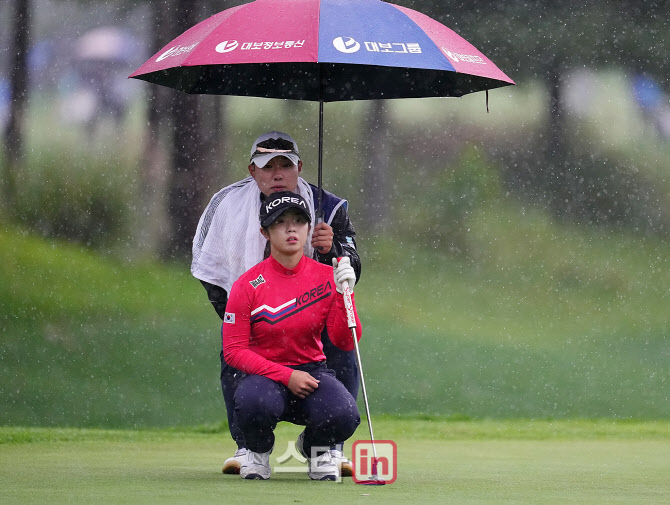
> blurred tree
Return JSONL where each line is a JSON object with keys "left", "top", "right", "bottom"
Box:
{"left": 2, "top": 0, "right": 30, "bottom": 211}
{"left": 138, "top": 0, "right": 173, "bottom": 257}
{"left": 362, "top": 100, "right": 391, "bottom": 232}
{"left": 163, "top": 0, "right": 205, "bottom": 259}
{"left": 161, "top": 0, "right": 224, "bottom": 260}
{"left": 400, "top": 0, "right": 670, "bottom": 232}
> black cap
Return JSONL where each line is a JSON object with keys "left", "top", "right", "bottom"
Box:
{"left": 259, "top": 191, "right": 312, "bottom": 228}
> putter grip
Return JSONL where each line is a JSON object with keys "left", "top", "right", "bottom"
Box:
{"left": 342, "top": 281, "right": 357, "bottom": 329}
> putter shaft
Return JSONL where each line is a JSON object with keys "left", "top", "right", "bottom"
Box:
{"left": 350, "top": 326, "right": 379, "bottom": 461}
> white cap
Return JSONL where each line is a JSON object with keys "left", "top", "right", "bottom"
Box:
{"left": 249, "top": 131, "right": 300, "bottom": 167}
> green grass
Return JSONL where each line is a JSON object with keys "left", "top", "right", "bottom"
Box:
{"left": 358, "top": 204, "right": 670, "bottom": 418}
{"left": 2, "top": 201, "right": 670, "bottom": 427}
{"left": 2, "top": 70, "right": 670, "bottom": 503}
{"left": 0, "top": 225, "right": 223, "bottom": 427}
{"left": 2, "top": 419, "right": 669, "bottom": 505}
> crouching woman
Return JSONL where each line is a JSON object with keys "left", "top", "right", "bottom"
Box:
{"left": 222, "top": 191, "right": 361, "bottom": 481}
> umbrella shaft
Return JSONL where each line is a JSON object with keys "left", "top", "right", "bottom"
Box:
{"left": 317, "top": 100, "right": 324, "bottom": 221}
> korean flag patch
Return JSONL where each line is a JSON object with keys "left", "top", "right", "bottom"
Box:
{"left": 224, "top": 312, "right": 235, "bottom": 324}
{"left": 250, "top": 274, "right": 266, "bottom": 289}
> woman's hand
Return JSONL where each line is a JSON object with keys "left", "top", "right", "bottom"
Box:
{"left": 332, "top": 257, "right": 356, "bottom": 293}
{"left": 287, "top": 370, "right": 320, "bottom": 398}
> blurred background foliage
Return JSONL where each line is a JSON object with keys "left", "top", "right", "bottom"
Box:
{"left": 1, "top": 0, "right": 669, "bottom": 427}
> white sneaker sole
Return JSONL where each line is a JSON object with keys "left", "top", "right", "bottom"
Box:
{"left": 309, "top": 474, "right": 337, "bottom": 481}
{"left": 243, "top": 473, "right": 269, "bottom": 480}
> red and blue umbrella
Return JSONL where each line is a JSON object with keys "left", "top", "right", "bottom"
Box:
{"left": 130, "top": 0, "right": 515, "bottom": 212}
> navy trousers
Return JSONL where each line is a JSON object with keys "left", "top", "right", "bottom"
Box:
{"left": 220, "top": 330, "right": 360, "bottom": 448}
{"left": 234, "top": 362, "right": 360, "bottom": 454}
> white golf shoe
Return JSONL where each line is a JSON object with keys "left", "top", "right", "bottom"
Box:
{"left": 239, "top": 448, "right": 272, "bottom": 480}
{"left": 222, "top": 447, "right": 247, "bottom": 474}
{"left": 329, "top": 449, "right": 353, "bottom": 477}
{"left": 308, "top": 450, "right": 340, "bottom": 481}
{"left": 296, "top": 431, "right": 339, "bottom": 481}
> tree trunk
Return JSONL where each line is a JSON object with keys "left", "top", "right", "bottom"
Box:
{"left": 361, "top": 100, "right": 390, "bottom": 232}
{"left": 137, "top": 0, "right": 172, "bottom": 257}
{"left": 198, "top": 94, "right": 223, "bottom": 194}
{"left": 544, "top": 55, "right": 574, "bottom": 218}
{"left": 2, "top": 0, "right": 30, "bottom": 211}
{"left": 166, "top": 92, "right": 212, "bottom": 260}
{"left": 163, "top": 0, "right": 214, "bottom": 260}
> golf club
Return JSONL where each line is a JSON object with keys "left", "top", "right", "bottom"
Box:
{"left": 341, "top": 278, "right": 385, "bottom": 486}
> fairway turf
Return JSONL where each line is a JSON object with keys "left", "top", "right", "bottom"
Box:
{"left": 2, "top": 419, "right": 669, "bottom": 505}
{"left": 3, "top": 221, "right": 670, "bottom": 427}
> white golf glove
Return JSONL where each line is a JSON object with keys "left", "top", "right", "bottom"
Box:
{"left": 332, "top": 257, "right": 356, "bottom": 294}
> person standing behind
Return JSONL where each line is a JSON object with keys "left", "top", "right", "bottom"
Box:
{"left": 222, "top": 192, "right": 361, "bottom": 480}
{"left": 191, "top": 132, "right": 361, "bottom": 475}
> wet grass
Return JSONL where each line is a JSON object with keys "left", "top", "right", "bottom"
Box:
{"left": 358, "top": 203, "right": 670, "bottom": 418}
{"left": 2, "top": 209, "right": 669, "bottom": 428}
{"left": 1, "top": 420, "right": 669, "bottom": 505}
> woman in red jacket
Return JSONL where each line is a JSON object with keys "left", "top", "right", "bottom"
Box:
{"left": 222, "top": 191, "right": 361, "bottom": 481}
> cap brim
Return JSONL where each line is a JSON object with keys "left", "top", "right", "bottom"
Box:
{"left": 251, "top": 152, "right": 300, "bottom": 167}
{"left": 261, "top": 206, "right": 312, "bottom": 228}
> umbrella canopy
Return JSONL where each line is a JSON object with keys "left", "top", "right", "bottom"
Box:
{"left": 129, "top": 0, "right": 514, "bottom": 101}
{"left": 130, "top": 0, "right": 515, "bottom": 215}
